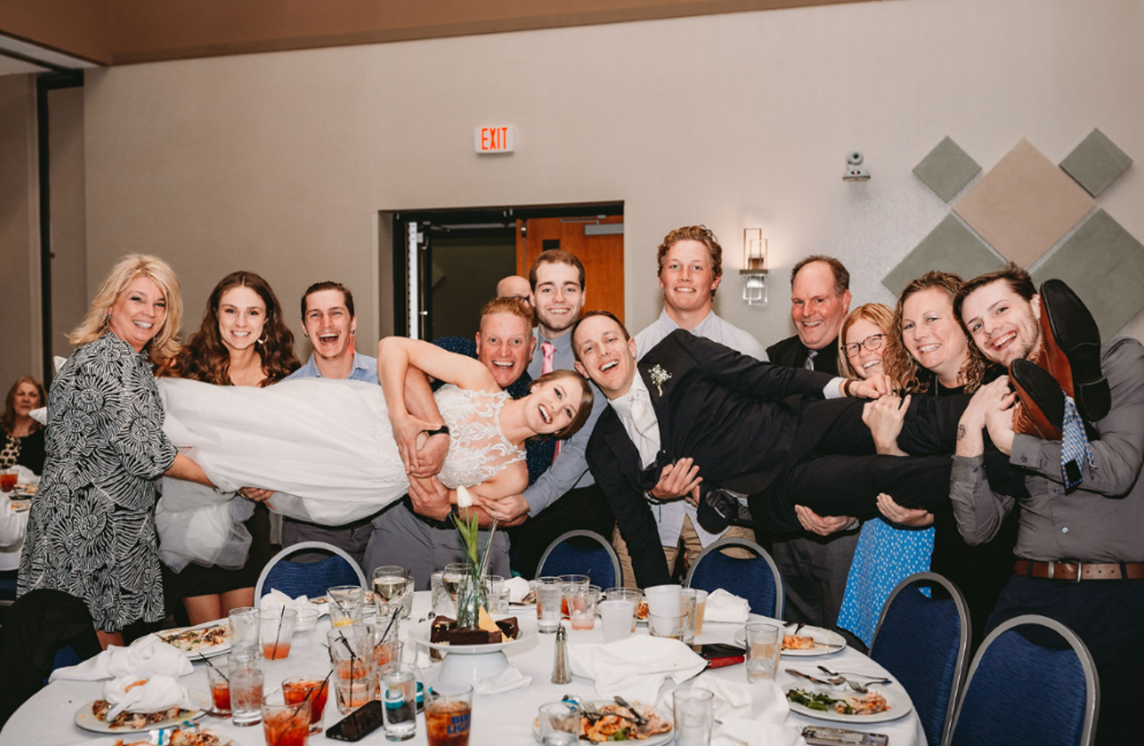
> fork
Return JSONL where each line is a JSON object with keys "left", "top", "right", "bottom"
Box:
{"left": 817, "top": 665, "right": 892, "bottom": 688}
{"left": 581, "top": 702, "right": 638, "bottom": 723}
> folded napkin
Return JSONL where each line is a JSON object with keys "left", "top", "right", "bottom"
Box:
{"left": 690, "top": 674, "right": 805, "bottom": 746}
{"left": 705, "top": 589, "right": 751, "bottom": 624}
{"left": 570, "top": 635, "right": 707, "bottom": 703}
{"left": 102, "top": 674, "right": 195, "bottom": 719}
{"left": 50, "top": 635, "right": 193, "bottom": 683}
{"left": 505, "top": 576, "right": 532, "bottom": 604}
{"left": 474, "top": 666, "right": 532, "bottom": 695}
{"left": 260, "top": 588, "right": 319, "bottom": 615}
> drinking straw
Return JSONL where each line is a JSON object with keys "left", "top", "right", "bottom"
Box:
{"left": 272, "top": 606, "right": 286, "bottom": 657}
{"left": 201, "top": 654, "right": 228, "bottom": 683}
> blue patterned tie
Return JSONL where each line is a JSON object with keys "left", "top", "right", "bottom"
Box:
{"left": 1060, "top": 395, "right": 1096, "bottom": 492}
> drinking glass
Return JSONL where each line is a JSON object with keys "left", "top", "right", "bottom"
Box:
{"left": 328, "top": 585, "right": 365, "bottom": 628}
{"left": 692, "top": 590, "right": 708, "bottom": 635}
{"left": 598, "top": 599, "right": 635, "bottom": 643}
{"left": 673, "top": 688, "right": 714, "bottom": 746}
{"left": 430, "top": 571, "right": 454, "bottom": 618}
{"left": 442, "top": 563, "right": 467, "bottom": 609}
{"left": 566, "top": 587, "right": 597, "bottom": 631}
{"left": 745, "top": 622, "right": 781, "bottom": 682}
{"left": 261, "top": 690, "right": 310, "bottom": 746}
{"left": 425, "top": 682, "right": 472, "bottom": 746}
{"left": 373, "top": 565, "right": 409, "bottom": 619}
{"left": 644, "top": 584, "right": 682, "bottom": 618}
{"left": 535, "top": 577, "right": 563, "bottom": 634}
{"left": 604, "top": 588, "right": 642, "bottom": 632}
{"left": 537, "top": 701, "right": 580, "bottom": 746}
{"left": 648, "top": 612, "right": 682, "bottom": 640}
{"left": 205, "top": 661, "right": 231, "bottom": 714}
{"left": 282, "top": 676, "right": 329, "bottom": 735}
{"left": 230, "top": 665, "right": 264, "bottom": 726}
{"left": 680, "top": 589, "right": 697, "bottom": 645}
{"left": 228, "top": 607, "right": 260, "bottom": 656}
{"left": 260, "top": 608, "right": 297, "bottom": 660}
{"left": 293, "top": 608, "right": 320, "bottom": 647}
{"left": 380, "top": 667, "right": 417, "bottom": 741}
{"left": 559, "top": 574, "right": 590, "bottom": 617}
{"left": 483, "top": 575, "right": 508, "bottom": 614}
{"left": 327, "top": 626, "right": 376, "bottom": 714}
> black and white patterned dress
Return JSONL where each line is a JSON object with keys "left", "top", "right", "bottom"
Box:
{"left": 18, "top": 332, "right": 177, "bottom": 632}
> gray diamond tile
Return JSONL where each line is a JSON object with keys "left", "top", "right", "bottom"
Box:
{"left": 883, "top": 214, "right": 1004, "bottom": 296}
{"left": 913, "top": 136, "right": 981, "bottom": 202}
{"left": 1059, "top": 128, "right": 1133, "bottom": 198}
{"left": 1032, "top": 210, "right": 1144, "bottom": 339}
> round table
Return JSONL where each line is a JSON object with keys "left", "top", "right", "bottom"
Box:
{"left": 0, "top": 592, "right": 925, "bottom": 745}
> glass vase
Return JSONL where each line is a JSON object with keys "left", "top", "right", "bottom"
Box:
{"left": 455, "top": 565, "right": 487, "bottom": 629}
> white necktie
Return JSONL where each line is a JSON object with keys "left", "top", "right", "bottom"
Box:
{"left": 804, "top": 349, "right": 818, "bottom": 370}
{"left": 631, "top": 392, "right": 658, "bottom": 438}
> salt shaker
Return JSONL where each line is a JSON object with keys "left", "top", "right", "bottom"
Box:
{"left": 552, "top": 623, "right": 571, "bottom": 684}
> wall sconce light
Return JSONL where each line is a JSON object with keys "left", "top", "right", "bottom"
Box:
{"left": 842, "top": 151, "right": 870, "bottom": 181}
{"left": 741, "top": 228, "right": 768, "bottom": 306}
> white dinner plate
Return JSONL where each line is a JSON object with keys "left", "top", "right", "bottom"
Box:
{"left": 733, "top": 625, "right": 847, "bottom": 657}
{"left": 532, "top": 701, "right": 674, "bottom": 745}
{"left": 73, "top": 690, "right": 210, "bottom": 733}
{"left": 9, "top": 500, "right": 30, "bottom": 512}
{"left": 155, "top": 620, "right": 231, "bottom": 661}
{"left": 783, "top": 682, "right": 913, "bottom": 724}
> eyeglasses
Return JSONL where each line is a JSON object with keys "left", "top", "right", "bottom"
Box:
{"left": 844, "top": 333, "right": 884, "bottom": 357}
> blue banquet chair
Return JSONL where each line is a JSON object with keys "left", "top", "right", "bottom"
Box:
{"left": 684, "top": 537, "right": 783, "bottom": 618}
{"left": 254, "top": 541, "right": 367, "bottom": 600}
{"left": 536, "top": 530, "right": 622, "bottom": 589}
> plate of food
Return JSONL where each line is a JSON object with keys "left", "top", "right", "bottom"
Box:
{"left": 533, "top": 700, "right": 673, "bottom": 744}
{"left": 784, "top": 682, "right": 912, "bottom": 724}
{"left": 74, "top": 690, "right": 211, "bottom": 733}
{"left": 155, "top": 621, "right": 230, "bottom": 660}
{"left": 109, "top": 725, "right": 237, "bottom": 746}
{"left": 734, "top": 625, "right": 846, "bottom": 657}
{"left": 9, "top": 500, "right": 30, "bottom": 512}
{"left": 11, "top": 483, "right": 38, "bottom": 498}
{"left": 413, "top": 612, "right": 534, "bottom": 654}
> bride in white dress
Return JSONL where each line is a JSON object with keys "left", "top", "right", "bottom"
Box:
{"left": 156, "top": 337, "right": 593, "bottom": 570}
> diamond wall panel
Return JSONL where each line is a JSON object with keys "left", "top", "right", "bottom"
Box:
{"left": 954, "top": 139, "right": 1094, "bottom": 267}
{"left": 1032, "top": 210, "right": 1144, "bottom": 339}
{"left": 913, "top": 136, "right": 981, "bottom": 202}
{"left": 1060, "top": 128, "right": 1133, "bottom": 198}
{"left": 883, "top": 214, "right": 1004, "bottom": 296}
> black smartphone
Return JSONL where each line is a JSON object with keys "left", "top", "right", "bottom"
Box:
{"left": 327, "top": 700, "right": 387, "bottom": 742}
{"left": 696, "top": 643, "right": 745, "bottom": 658}
{"left": 803, "top": 725, "right": 889, "bottom": 745}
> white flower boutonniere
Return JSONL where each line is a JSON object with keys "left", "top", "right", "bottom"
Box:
{"left": 649, "top": 364, "right": 672, "bottom": 396}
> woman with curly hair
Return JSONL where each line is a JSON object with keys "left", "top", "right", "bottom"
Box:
{"left": 160, "top": 271, "right": 299, "bottom": 625}
{"left": 18, "top": 255, "right": 213, "bottom": 647}
{"left": 0, "top": 376, "right": 47, "bottom": 475}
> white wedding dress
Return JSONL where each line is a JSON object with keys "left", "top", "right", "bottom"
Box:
{"left": 155, "top": 377, "right": 524, "bottom": 571}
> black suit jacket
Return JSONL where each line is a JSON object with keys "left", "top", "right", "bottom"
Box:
{"left": 765, "top": 334, "right": 841, "bottom": 376}
{"left": 586, "top": 330, "right": 835, "bottom": 588}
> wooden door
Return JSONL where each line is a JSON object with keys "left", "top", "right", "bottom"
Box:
{"left": 516, "top": 215, "right": 625, "bottom": 323}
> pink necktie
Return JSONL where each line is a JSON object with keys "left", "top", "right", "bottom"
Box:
{"left": 540, "top": 341, "right": 562, "bottom": 462}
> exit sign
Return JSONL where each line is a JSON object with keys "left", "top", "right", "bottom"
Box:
{"left": 475, "top": 126, "right": 514, "bottom": 154}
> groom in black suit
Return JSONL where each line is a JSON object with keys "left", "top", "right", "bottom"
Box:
{"left": 572, "top": 311, "right": 961, "bottom": 588}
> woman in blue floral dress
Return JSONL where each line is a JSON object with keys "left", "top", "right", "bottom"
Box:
{"left": 18, "top": 255, "right": 212, "bottom": 647}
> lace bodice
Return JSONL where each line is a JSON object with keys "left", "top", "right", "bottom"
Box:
{"left": 435, "top": 385, "right": 526, "bottom": 489}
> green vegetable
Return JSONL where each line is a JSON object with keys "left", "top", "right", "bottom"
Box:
{"left": 786, "top": 688, "right": 853, "bottom": 715}
{"left": 607, "top": 728, "right": 630, "bottom": 741}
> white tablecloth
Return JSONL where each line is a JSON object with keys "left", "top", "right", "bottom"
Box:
{"left": 0, "top": 592, "right": 925, "bottom": 745}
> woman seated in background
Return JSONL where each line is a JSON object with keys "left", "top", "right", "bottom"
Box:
{"left": 0, "top": 377, "right": 47, "bottom": 476}
{"left": 159, "top": 271, "right": 299, "bottom": 626}
{"left": 19, "top": 255, "right": 212, "bottom": 648}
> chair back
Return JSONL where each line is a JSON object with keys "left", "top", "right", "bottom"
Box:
{"left": 948, "top": 614, "right": 1098, "bottom": 746}
{"left": 254, "top": 541, "right": 367, "bottom": 600}
{"left": 536, "top": 530, "right": 622, "bottom": 589}
{"left": 684, "top": 537, "right": 783, "bottom": 618}
{"left": 869, "top": 572, "right": 969, "bottom": 746}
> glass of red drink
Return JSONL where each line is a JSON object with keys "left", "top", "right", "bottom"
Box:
{"left": 425, "top": 682, "right": 472, "bottom": 746}
{"left": 282, "top": 677, "right": 329, "bottom": 735}
{"left": 261, "top": 692, "right": 310, "bottom": 746}
{"left": 206, "top": 662, "right": 231, "bottom": 714}
{"left": 260, "top": 608, "right": 297, "bottom": 660}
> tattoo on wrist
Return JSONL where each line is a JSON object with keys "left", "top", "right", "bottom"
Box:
{"left": 957, "top": 424, "right": 966, "bottom": 441}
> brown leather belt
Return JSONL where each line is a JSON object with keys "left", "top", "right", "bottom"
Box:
{"left": 1015, "top": 560, "right": 1144, "bottom": 582}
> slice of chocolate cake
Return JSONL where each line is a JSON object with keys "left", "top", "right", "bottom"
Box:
{"left": 430, "top": 616, "right": 456, "bottom": 643}
{"left": 448, "top": 628, "right": 502, "bottom": 645}
{"left": 494, "top": 617, "right": 519, "bottom": 641}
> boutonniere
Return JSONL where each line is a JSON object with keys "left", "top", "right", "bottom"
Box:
{"left": 649, "top": 364, "right": 672, "bottom": 396}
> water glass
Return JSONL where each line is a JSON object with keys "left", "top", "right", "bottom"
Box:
{"left": 483, "top": 574, "right": 509, "bottom": 614}
{"left": 282, "top": 676, "right": 329, "bottom": 735}
{"left": 648, "top": 612, "right": 682, "bottom": 640}
{"left": 680, "top": 589, "right": 697, "bottom": 645}
{"left": 535, "top": 577, "right": 564, "bottom": 634}
{"left": 604, "top": 588, "right": 642, "bottom": 632}
{"left": 566, "top": 587, "right": 597, "bottom": 631}
{"left": 537, "top": 701, "right": 580, "bottom": 746}
{"left": 598, "top": 599, "right": 635, "bottom": 642}
{"left": 380, "top": 667, "right": 418, "bottom": 741}
{"left": 228, "top": 607, "right": 260, "bottom": 656}
{"left": 328, "top": 585, "right": 365, "bottom": 628}
{"left": 230, "top": 665, "right": 264, "bottom": 726}
{"left": 425, "top": 682, "right": 472, "bottom": 746}
{"left": 673, "top": 688, "right": 714, "bottom": 746}
{"left": 430, "top": 571, "right": 454, "bottom": 618}
{"left": 262, "top": 690, "right": 310, "bottom": 746}
{"left": 692, "top": 590, "right": 708, "bottom": 635}
{"left": 293, "top": 608, "right": 320, "bottom": 646}
{"left": 260, "top": 608, "right": 297, "bottom": 660}
{"left": 745, "top": 622, "right": 782, "bottom": 682}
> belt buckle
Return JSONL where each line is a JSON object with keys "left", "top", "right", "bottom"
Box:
{"left": 1059, "top": 560, "right": 1083, "bottom": 583}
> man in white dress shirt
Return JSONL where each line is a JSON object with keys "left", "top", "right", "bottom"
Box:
{"left": 623, "top": 226, "right": 767, "bottom": 583}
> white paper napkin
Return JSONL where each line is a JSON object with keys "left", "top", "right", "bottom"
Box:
{"left": 569, "top": 635, "right": 707, "bottom": 703}
{"left": 49, "top": 635, "right": 194, "bottom": 682}
{"left": 690, "top": 674, "right": 806, "bottom": 746}
{"left": 505, "top": 576, "right": 532, "bottom": 604}
{"left": 474, "top": 666, "right": 532, "bottom": 695}
{"left": 704, "top": 589, "right": 751, "bottom": 624}
{"left": 102, "top": 674, "right": 195, "bottom": 718}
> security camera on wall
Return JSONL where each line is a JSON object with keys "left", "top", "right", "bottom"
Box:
{"left": 843, "top": 151, "right": 870, "bottom": 181}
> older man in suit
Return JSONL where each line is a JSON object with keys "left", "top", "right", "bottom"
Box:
{"left": 573, "top": 311, "right": 960, "bottom": 588}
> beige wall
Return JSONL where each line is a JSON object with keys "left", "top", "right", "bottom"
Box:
{"left": 48, "top": 86, "right": 88, "bottom": 362}
{"left": 80, "top": 0, "right": 1144, "bottom": 360}
{"left": 0, "top": 75, "right": 40, "bottom": 390}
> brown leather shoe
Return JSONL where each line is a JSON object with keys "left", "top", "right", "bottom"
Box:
{"left": 1039, "top": 279, "right": 1110, "bottom": 422}
{"left": 1010, "top": 359, "right": 1064, "bottom": 440}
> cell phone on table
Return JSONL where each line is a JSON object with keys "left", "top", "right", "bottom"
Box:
{"left": 327, "top": 700, "right": 386, "bottom": 742}
{"left": 802, "top": 725, "right": 889, "bottom": 745}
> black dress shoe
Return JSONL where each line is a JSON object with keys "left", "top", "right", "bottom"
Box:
{"left": 1010, "top": 359, "right": 1066, "bottom": 435}
{"left": 1040, "top": 279, "right": 1110, "bottom": 422}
